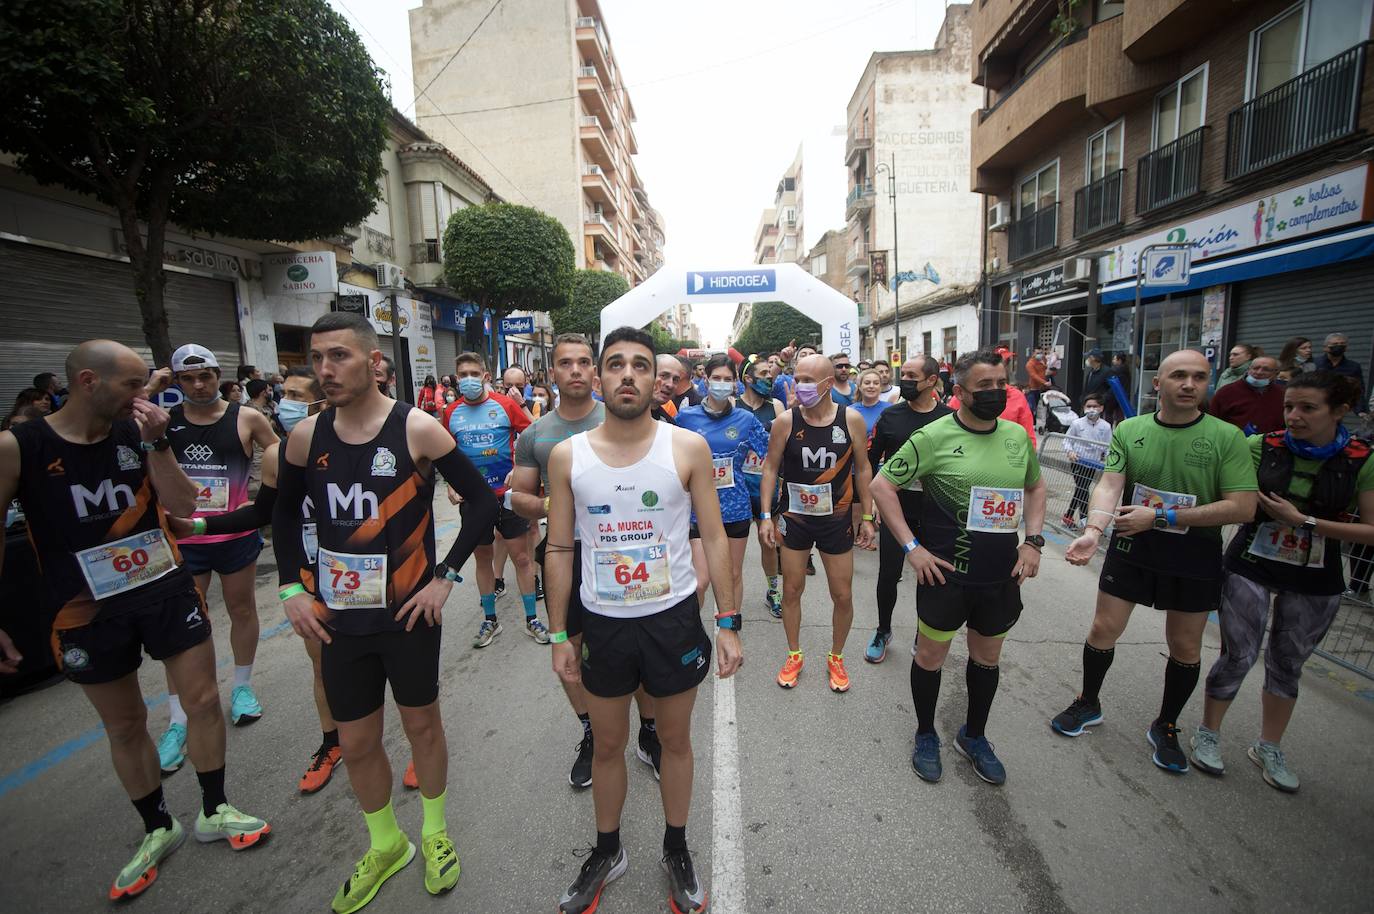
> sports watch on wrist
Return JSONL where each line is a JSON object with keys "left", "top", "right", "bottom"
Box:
{"left": 1023, "top": 534, "right": 1045, "bottom": 550}
{"left": 1152, "top": 507, "right": 1170, "bottom": 530}
{"left": 715, "top": 613, "right": 743, "bottom": 631}
{"left": 1301, "top": 515, "right": 1318, "bottom": 532}
{"left": 433, "top": 563, "right": 462, "bottom": 583}
{"left": 140, "top": 436, "right": 171, "bottom": 452}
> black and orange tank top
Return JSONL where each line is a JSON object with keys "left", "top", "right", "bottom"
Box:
{"left": 780, "top": 405, "right": 855, "bottom": 518}
{"left": 304, "top": 401, "right": 435, "bottom": 635}
{"left": 12, "top": 417, "right": 189, "bottom": 629}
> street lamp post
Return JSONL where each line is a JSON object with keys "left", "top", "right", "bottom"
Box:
{"left": 875, "top": 154, "right": 899, "bottom": 359}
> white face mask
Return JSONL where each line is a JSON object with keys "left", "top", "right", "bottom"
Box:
{"left": 533, "top": 395, "right": 547, "bottom": 407}
{"left": 1085, "top": 407, "right": 1102, "bottom": 420}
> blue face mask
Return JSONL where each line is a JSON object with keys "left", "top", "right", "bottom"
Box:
{"left": 1245, "top": 375, "right": 1272, "bottom": 389}
{"left": 458, "top": 377, "right": 485, "bottom": 400}
{"left": 277, "top": 398, "right": 309, "bottom": 431}
{"left": 751, "top": 378, "right": 772, "bottom": 396}
{"left": 708, "top": 380, "right": 735, "bottom": 400}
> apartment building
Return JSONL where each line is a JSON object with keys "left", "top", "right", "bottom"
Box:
{"left": 806, "top": 229, "right": 849, "bottom": 293}
{"left": 845, "top": 4, "right": 983, "bottom": 364}
{"left": 410, "top": 0, "right": 666, "bottom": 292}
{"left": 972, "top": 0, "right": 1374, "bottom": 410}
{"left": 749, "top": 148, "right": 806, "bottom": 266}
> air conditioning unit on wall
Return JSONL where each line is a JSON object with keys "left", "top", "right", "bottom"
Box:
{"left": 375, "top": 262, "right": 405, "bottom": 290}
{"left": 1062, "top": 257, "right": 1093, "bottom": 284}
{"left": 988, "top": 202, "right": 1011, "bottom": 231}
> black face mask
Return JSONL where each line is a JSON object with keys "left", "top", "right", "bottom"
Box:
{"left": 1329, "top": 345, "right": 1347, "bottom": 357}
{"left": 899, "top": 379, "right": 925, "bottom": 401}
{"left": 967, "top": 389, "right": 1007, "bottom": 420}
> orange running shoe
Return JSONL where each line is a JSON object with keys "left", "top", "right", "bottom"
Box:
{"left": 299, "top": 743, "right": 342, "bottom": 794}
{"left": 776, "top": 651, "right": 804, "bottom": 689}
{"left": 403, "top": 760, "right": 419, "bottom": 789}
{"left": 827, "top": 652, "right": 850, "bottom": 693}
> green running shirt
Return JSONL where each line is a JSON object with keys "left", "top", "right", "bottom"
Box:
{"left": 1103, "top": 412, "right": 1256, "bottom": 578}
{"left": 879, "top": 413, "right": 1040, "bottom": 585}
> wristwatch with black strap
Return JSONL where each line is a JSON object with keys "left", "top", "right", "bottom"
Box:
{"left": 1023, "top": 534, "right": 1045, "bottom": 551}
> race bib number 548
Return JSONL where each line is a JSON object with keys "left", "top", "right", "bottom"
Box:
{"left": 966, "top": 487, "right": 1023, "bottom": 533}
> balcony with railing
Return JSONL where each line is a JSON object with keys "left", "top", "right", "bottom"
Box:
{"left": 846, "top": 241, "right": 870, "bottom": 277}
{"left": 575, "top": 17, "right": 611, "bottom": 81}
{"left": 410, "top": 240, "right": 441, "bottom": 264}
{"left": 1073, "top": 169, "right": 1124, "bottom": 238}
{"left": 577, "top": 65, "right": 610, "bottom": 119}
{"left": 845, "top": 127, "right": 873, "bottom": 165}
{"left": 845, "top": 182, "right": 875, "bottom": 220}
{"left": 1008, "top": 203, "right": 1058, "bottom": 262}
{"left": 407, "top": 240, "right": 443, "bottom": 287}
{"left": 364, "top": 225, "right": 395, "bottom": 261}
{"left": 1137, "top": 126, "right": 1205, "bottom": 214}
{"left": 1226, "top": 42, "right": 1369, "bottom": 181}
{"left": 579, "top": 115, "right": 613, "bottom": 169}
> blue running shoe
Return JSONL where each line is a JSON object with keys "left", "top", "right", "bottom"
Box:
{"left": 955, "top": 725, "right": 1007, "bottom": 785}
{"left": 1051, "top": 697, "right": 1103, "bottom": 737}
{"left": 911, "top": 732, "right": 942, "bottom": 783}
{"left": 230, "top": 685, "right": 263, "bottom": 726}
{"left": 864, "top": 630, "right": 891, "bottom": 664}
{"left": 1147, "top": 719, "right": 1190, "bottom": 773}
{"left": 157, "top": 723, "right": 186, "bottom": 774}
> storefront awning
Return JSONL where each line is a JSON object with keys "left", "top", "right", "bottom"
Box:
{"left": 1099, "top": 223, "right": 1374, "bottom": 306}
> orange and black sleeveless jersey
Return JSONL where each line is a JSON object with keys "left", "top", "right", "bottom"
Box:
{"left": 779, "top": 404, "right": 856, "bottom": 516}
{"left": 11, "top": 417, "right": 190, "bottom": 630}
{"left": 304, "top": 401, "right": 435, "bottom": 635}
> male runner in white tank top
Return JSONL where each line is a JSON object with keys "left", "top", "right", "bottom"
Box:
{"left": 545, "top": 326, "right": 743, "bottom": 914}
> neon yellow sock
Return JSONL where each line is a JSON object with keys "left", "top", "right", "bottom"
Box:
{"left": 363, "top": 801, "right": 404, "bottom": 851}
{"left": 421, "top": 789, "right": 447, "bottom": 838}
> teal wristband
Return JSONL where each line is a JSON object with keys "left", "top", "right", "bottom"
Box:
{"left": 549, "top": 630, "right": 569, "bottom": 644}
{"left": 279, "top": 583, "right": 306, "bottom": 601}
{"left": 1166, "top": 508, "right": 1178, "bottom": 526}
{"left": 191, "top": 517, "right": 208, "bottom": 536}
{"left": 903, "top": 538, "right": 919, "bottom": 554}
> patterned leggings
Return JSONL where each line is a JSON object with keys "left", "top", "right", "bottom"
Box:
{"left": 1205, "top": 574, "right": 1342, "bottom": 701}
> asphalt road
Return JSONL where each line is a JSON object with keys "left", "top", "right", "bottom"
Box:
{"left": 2, "top": 496, "right": 1372, "bottom": 913}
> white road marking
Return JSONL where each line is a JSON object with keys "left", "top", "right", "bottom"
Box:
{"left": 711, "top": 633, "right": 746, "bottom": 913}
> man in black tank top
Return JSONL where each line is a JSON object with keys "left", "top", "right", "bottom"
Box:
{"left": 739, "top": 358, "right": 788, "bottom": 615}
{"left": 758, "top": 354, "right": 877, "bottom": 694}
{"left": 151, "top": 344, "right": 278, "bottom": 775}
{"left": 272, "top": 312, "right": 496, "bottom": 911}
{"left": 0, "top": 340, "right": 271, "bottom": 901}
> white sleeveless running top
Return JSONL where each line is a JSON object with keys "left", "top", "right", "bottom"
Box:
{"left": 571, "top": 422, "right": 697, "bottom": 619}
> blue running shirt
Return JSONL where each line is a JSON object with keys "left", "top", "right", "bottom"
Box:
{"left": 443, "top": 392, "right": 530, "bottom": 494}
{"left": 674, "top": 404, "right": 771, "bottom": 524}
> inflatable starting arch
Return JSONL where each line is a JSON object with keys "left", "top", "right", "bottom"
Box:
{"left": 599, "top": 264, "right": 858, "bottom": 359}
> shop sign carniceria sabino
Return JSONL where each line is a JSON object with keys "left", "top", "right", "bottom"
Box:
{"left": 263, "top": 251, "right": 337, "bottom": 295}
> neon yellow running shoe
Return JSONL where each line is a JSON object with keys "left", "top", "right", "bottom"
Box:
{"left": 194, "top": 803, "right": 271, "bottom": 850}
{"left": 422, "top": 831, "right": 461, "bottom": 895}
{"left": 109, "top": 818, "right": 185, "bottom": 900}
{"left": 331, "top": 838, "right": 416, "bottom": 914}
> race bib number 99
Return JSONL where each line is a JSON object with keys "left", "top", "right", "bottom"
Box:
{"left": 1247, "top": 521, "right": 1326, "bottom": 568}
{"left": 1131, "top": 484, "right": 1197, "bottom": 535}
{"left": 787, "top": 482, "right": 833, "bottom": 516}
{"left": 593, "top": 544, "right": 672, "bottom": 605}
{"left": 318, "top": 548, "right": 387, "bottom": 610}
{"left": 712, "top": 457, "right": 735, "bottom": 489}
{"left": 76, "top": 529, "right": 178, "bottom": 600}
{"left": 966, "top": 487, "right": 1023, "bottom": 533}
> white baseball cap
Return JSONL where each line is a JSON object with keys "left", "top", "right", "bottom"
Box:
{"left": 171, "top": 343, "right": 220, "bottom": 372}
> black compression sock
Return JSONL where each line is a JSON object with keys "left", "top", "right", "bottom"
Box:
{"left": 322, "top": 729, "right": 339, "bottom": 749}
{"left": 1159, "top": 656, "right": 1201, "bottom": 725}
{"left": 1081, "top": 643, "right": 1115, "bottom": 704}
{"left": 197, "top": 767, "right": 227, "bottom": 818}
{"left": 664, "top": 823, "right": 687, "bottom": 854}
{"left": 964, "top": 659, "right": 1000, "bottom": 740}
{"left": 577, "top": 712, "right": 592, "bottom": 736}
{"left": 596, "top": 828, "right": 620, "bottom": 856}
{"left": 910, "top": 659, "right": 941, "bottom": 735}
{"left": 132, "top": 786, "right": 174, "bottom": 834}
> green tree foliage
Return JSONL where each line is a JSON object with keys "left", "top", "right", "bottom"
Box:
{"left": 0, "top": 0, "right": 391, "bottom": 364}
{"left": 732, "top": 302, "right": 821, "bottom": 359}
{"left": 551, "top": 269, "right": 629, "bottom": 338}
{"left": 443, "top": 203, "right": 576, "bottom": 320}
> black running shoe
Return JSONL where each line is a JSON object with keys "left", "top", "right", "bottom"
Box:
{"left": 558, "top": 845, "right": 627, "bottom": 913}
{"left": 1147, "top": 719, "right": 1190, "bottom": 773}
{"left": 536, "top": 574, "right": 545, "bottom": 601}
{"left": 636, "top": 726, "right": 662, "bottom": 781}
{"left": 805, "top": 555, "right": 816, "bottom": 576}
{"left": 570, "top": 733, "right": 593, "bottom": 789}
{"left": 1050, "top": 697, "right": 1104, "bottom": 737}
{"left": 661, "top": 849, "right": 707, "bottom": 914}
{"left": 493, "top": 577, "right": 506, "bottom": 597}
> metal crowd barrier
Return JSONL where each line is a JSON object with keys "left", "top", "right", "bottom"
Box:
{"left": 1035, "top": 432, "right": 1373, "bottom": 679}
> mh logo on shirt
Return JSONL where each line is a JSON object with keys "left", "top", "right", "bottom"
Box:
{"left": 327, "top": 482, "right": 379, "bottom": 520}
{"left": 71, "top": 480, "right": 135, "bottom": 518}
{"left": 802, "top": 447, "right": 836, "bottom": 470}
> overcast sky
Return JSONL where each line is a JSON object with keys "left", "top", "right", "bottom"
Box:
{"left": 328, "top": 0, "right": 954, "bottom": 346}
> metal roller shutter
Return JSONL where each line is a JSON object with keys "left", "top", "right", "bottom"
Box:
{"left": 1233, "top": 258, "right": 1374, "bottom": 365}
{"left": 432, "top": 328, "right": 458, "bottom": 380}
{"left": 0, "top": 241, "right": 240, "bottom": 411}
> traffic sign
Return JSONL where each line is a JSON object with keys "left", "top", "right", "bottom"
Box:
{"left": 686, "top": 270, "right": 777, "bottom": 295}
{"left": 1142, "top": 247, "right": 1191, "bottom": 287}
{"left": 500, "top": 316, "right": 534, "bottom": 334}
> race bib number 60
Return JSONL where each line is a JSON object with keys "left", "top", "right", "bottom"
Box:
{"left": 76, "top": 529, "right": 178, "bottom": 600}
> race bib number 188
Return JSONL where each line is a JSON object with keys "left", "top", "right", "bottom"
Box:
{"left": 1247, "top": 521, "right": 1326, "bottom": 568}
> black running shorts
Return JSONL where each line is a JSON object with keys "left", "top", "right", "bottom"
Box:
{"left": 777, "top": 513, "right": 853, "bottom": 555}
{"left": 1099, "top": 549, "right": 1223, "bottom": 614}
{"left": 536, "top": 537, "right": 586, "bottom": 639}
{"left": 461, "top": 502, "right": 531, "bottom": 545}
{"left": 320, "top": 623, "right": 442, "bottom": 721}
{"left": 55, "top": 585, "right": 212, "bottom": 685}
{"left": 916, "top": 578, "right": 1023, "bottom": 640}
{"left": 689, "top": 519, "right": 752, "bottom": 540}
{"left": 580, "top": 595, "right": 711, "bottom": 699}
{"left": 179, "top": 533, "right": 263, "bottom": 577}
